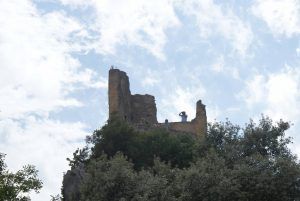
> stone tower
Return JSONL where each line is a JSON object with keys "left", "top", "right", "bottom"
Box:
{"left": 108, "top": 69, "right": 157, "bottom": 124}
{"left": 108, "top": 69, "right": 132, "bottom": 121}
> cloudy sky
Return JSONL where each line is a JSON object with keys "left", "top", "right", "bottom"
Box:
{"left": 1, "top": 0, "right": 300, "bottom": 200}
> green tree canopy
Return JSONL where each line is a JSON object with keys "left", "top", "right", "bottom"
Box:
{"left": 87, "top": 117, "right": 196, "bottom": 169}
{"left": 63, "top": 116, "right": 300, "bottom": 201}
{"left": 0, "top": 153, "right": 42, "bottom": 201}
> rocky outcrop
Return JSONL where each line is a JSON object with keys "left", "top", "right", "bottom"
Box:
{"left": 62, "top": 164, "right": 85, "bottom": 201}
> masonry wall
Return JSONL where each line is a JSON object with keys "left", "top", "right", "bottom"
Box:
{"left": 167, "top": 122, "right": 195, "bottom": 134}
{"left": 131, "top": 94, "right": 157, "bottom": 124}
{"left": 158, "top": 100, "right": 207, "bottom": 138}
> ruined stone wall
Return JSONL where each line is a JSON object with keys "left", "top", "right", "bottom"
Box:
{"left": 167, "top": 122, "right": 195, "bottom": 134}
{"left": 158, "top": 100, "right": 207, "bottom": 138}
{"left": 131, "top": 94, "right": 157, "bottom": 124}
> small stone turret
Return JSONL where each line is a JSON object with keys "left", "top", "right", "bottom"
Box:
{"left": 194, "top": 100, "right": 207, "bottom": 137}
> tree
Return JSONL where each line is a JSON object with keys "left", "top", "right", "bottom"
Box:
{"left": 63, "top": 116, "right": 300, "bottom": 201}
{"left": 50, "top": 194, "right": 61, "bottom": 201}
{"left": 66, "top": 147, "right": 89, "bottom": 170}
{"left": 0, "top": 153, "right": 42, "bottom": 201}
{"left": 80, "top": 153, "right": 180, "bottom": 201}
{"left": 87, "top": 116, "right": 196, "bottom": 169}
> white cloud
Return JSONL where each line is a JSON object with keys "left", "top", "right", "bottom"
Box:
{"left": 296, "top": 47, "right": 300, "bottom": 56}
{"left": 61, "top": 0, "right": 181, "bottom": 60}
{"left": 0, "top": 116, "right": 87, "bottom": 200}
{"left": 252, "top": 0, "right": 300, "bottom": 37}
{"left": 60, "top": 0, "right": 255, "bottom": 58}
{"left": 206, "top": 105, "right": 221, "bottom": 122}
{"left": 212, "top": 55, "right": 225, "bottom": 73}
{"left": 240, "top": 66, "right": 300, "bottom": 121}
{"left": 210, "top": 55, "right": 240, "bottom": 79}
{"left": 178, "top": 0, "right": 253, "bottom": 57}
{"left": 160, "top": 86, "right": 206, "bottom": 122}
{"left": 0, "top": 1, "right": 101, "bottom": 200}
{"left": 240, "top": 74, "right": 266, "bottom": 107}
{"left": 141, "top": 69, "right": 160, "bottom": 87}
{"left": 142, "top": 77, "right": 160, "bottom": 87}
{"left": 0, "top": 0, "right": 100, "bottom": 119}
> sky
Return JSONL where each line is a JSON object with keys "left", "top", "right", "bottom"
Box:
{"left": 0, "top": 0, "right": 300, "bottom": 200}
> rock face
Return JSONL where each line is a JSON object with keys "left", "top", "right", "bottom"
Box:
{"left": 62, "top": 164, "right": 85, "bottom": 201}
{"left": 108, "top": 68, "right": 207, "bottom": 137}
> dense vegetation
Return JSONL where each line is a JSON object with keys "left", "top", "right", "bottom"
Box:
{"left": 64, "top": 116, "right": 300, "bottom": 201}
{"left": 0, "top": 153, "right": 42, "bottom": 201}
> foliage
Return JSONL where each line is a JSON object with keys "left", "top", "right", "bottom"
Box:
{"left": 87, "top": 117, "right": 196, "bottom": 169}
{"left": 66, "top": 147, "right": 89, "bottom": 170}
{"left": 64, "top": 116, "right": 300, "bottom": 201}
{"left": 80, "top": 153, "right": 179, "bottom": 201}
{"left": 50, "top": 194, "right": 62, "bottom": 201}
{"left": 0, "top": 153, "right": 6, "bottom": 173}
{"left": 0, "top": 154, "right": 42, "bottom": 201}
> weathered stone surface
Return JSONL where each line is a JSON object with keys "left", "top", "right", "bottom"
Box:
{"left": 62, "top": 164, "right": 85, "bottom": 201}
{"left": 167, "top": 122, "right": 196, "bottom": 134}
{"left": 108, "top": 69, "right": 131, "bottom": 121}
{"left": 131, "top": 94, "right": 157, "bottom": 124}
{"left": 194, "top": 100, "right": 207, "bottom": 138}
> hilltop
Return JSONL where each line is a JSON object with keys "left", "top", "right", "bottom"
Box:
{"left": 61, "top": 69, "right": 300, "bottom": 201}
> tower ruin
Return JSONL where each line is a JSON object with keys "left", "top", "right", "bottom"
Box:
{"left": 108, "top": 69, "right": 157, "bottom": 124}
{"left": 108, "top": 68, "right": 207, "bottom": 137}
